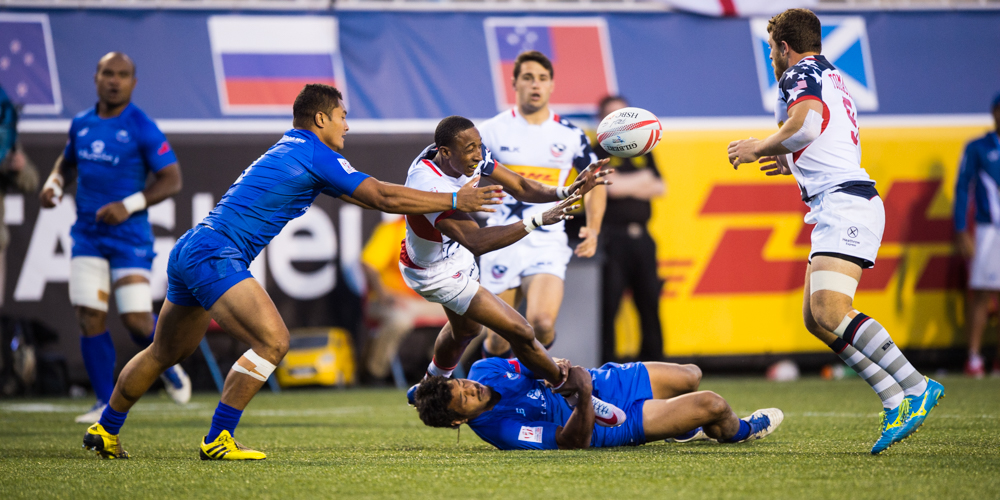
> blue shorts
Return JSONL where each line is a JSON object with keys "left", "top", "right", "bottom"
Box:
{"left": 166, "top": 225, "right": 253, "bottom": 310}
{"left": 589, "top": 362, "right": 652, "bottom": 448}
{"left": 71, "top": 220, "right": 155, "bottom": 270}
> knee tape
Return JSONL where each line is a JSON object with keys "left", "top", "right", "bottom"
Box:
{"left": 810, "top": 271, "right": 858, "bottom": 299}
{"left": 69, "top": 257, "right": 111, "bottom": 312}
{"left": 232, "top": 349, "right": 277, "bottom": 382}
{"left": 833, "top": 310, "right": 861, "bottom": 337}
{"left": 115, "top": 282, "right": 153, "bottom": 314}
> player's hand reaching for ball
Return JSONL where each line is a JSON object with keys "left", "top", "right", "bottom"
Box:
{"left": 540, "top": 194, "right": 582, "bottom": 226}
{"left": 728, "top": 138, "right": 763, "bottom": 169}
{"left": 758, "top": 155, "right": 792, "bottom": 176}
{"left": 566, "top": 158, "right": 613, "bottom": 197}
{"left": 96, "top": 201, "right": 130, "bottom": 225}
{"left": 456, "top": 174, "right": 505, "bottom": 213}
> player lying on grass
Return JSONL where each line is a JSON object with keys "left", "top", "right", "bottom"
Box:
{"left": 414, "top": 358, "right": 783, "bottom": 450}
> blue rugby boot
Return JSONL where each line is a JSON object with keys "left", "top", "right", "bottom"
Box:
{"left": 407, "top": 383, "right": 419, "bottom": 406}
{"left": 870, "top": 399, "right": 909, "bottom": 455}
{"left": 898, "top": 377, "right": 945, "bottom": 440}
{"left": 734, "top": 408, "right": 784, "bottom": 443}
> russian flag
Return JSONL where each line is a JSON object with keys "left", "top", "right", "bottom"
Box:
{"left": 485, "top": 18, "right": 618, "bottom": 115}
{"left": 208, "top": 16, "right": 346, "bottom": 115}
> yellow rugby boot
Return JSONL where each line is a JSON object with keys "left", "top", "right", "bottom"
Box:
{"left": 199, "top": 430, "right": 266, "bottom": 460}
{"left": 82, "top": 423, "right": 129, "bottom": 459}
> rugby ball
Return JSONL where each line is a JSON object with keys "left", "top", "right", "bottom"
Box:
{"left": 597, "top": 107, "right": 662, "bottom": 158}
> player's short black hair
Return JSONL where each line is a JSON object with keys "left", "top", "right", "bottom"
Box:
{"left": 414, "top": 376, "right": 463, "bottom": 428}
{"left": 96, "top": 52, "right": 136, "bottom": 76}
{"left": 767, "top": 9, "right": 822, "bottom": 55}
{"left": 292, "top": 84, "right": 343, "bottom": 128}
{"left": 434, "top": 116, "right": 475, "bottom": 151}
{"left": 513, "top": 50, "right": 554, "bottom": 80}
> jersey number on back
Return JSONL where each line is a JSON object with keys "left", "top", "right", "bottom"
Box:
{"left": 842, "top": 97, "right": 859, "bottom": 146}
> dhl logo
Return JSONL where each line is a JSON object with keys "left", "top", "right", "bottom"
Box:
{"left": 661, "top": 180, "right": 963, "bottom": 296}
{"left": 505, "top": 164, "right": 566, "bottom": 187}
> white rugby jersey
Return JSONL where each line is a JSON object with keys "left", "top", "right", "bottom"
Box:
{"left": 775, "top": 55, "right": 872, "bottom": 200}
{"left": 478, "top": 108, "right": 597, "bottom": 232}
{"left": 401, "top": 144, "right": 492, "bottom": 269}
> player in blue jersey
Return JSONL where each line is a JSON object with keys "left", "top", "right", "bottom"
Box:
{"left": 38, "top": 53, "right": 190, "bottom": 423}
{"left": 81, "top": 84, "right": 505, "bottom": 460}
{"left": 954, "top": 93, "right": 1000, "bottom": 378}
{"left": 414, "top": 358, "right": 782, "bottom": 450}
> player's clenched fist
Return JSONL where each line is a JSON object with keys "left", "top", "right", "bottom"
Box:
{"left": 456, "top": 174, "right": 505, "bottom": 213}
{"left": 96, "top": 201, "right": 131, "bottom": 225}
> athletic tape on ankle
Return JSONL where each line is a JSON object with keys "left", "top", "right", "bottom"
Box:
{"left": 232, "top": 349, "right": 276, "bottom": 382}
{"left": 832, "top": 311, "right": 859, "bottom": 337}
{"left": 810, "top": 271, "right": 858, "bottom": 298}
{"left": 114, "top": 282, "right": 153, "bottom": 313}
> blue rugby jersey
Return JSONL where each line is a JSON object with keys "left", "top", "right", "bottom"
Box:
{"left": 63, "top": 103, "right": 177, "bottom": 226}
{"left": 954, "top": 132, "right": 1000, "bottom": 231}
{"left": 201, "top": 128, "right": 370, "bottom": 261}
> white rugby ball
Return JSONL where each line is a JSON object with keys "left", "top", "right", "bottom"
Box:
{"left": 597, "top": 107, "right": 662, "bottom": 158}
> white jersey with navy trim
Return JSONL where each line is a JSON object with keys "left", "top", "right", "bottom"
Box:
{"left": 402, "top": 144, "right": 489, "bottom": 269}
{"left": 775, "top": 55, "right": 872, "bottom": 200}
{"left": 478, "top": 108, "right": 597, "bottom": 232}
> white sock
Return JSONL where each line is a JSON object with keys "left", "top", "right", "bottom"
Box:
{"left": 426, "top": 359, "right": 454, "bottom": 378}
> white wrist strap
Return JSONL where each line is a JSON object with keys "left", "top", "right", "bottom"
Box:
{"left": 556, "top": 186, "right": 570, "bottom": 200}
{"left": 43, "top": 173, "right": 64, "bottom": 199}
{"left": 523, "top": 212, "right": 544, "bottom": 233}
{"left": 122, "top": 191, "right": 147, "bottom": 214}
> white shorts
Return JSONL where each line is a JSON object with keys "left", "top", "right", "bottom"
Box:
{"left": 970, "top": 224, "right": 1000, "bottom": 290}
{"left": 479, "top": 230, "right": 573, "bottom": 294}
{"left": 805, "top": 189, "right": 885, "bottom": 268}
{"left": 399, "top": 248, "right": 480, "bottom": 315}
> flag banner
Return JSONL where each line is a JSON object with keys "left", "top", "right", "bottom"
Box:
{"left": 484, "top": 17, "right": 618, "bottom": 115}
{"left": 0, "top": 13, "right": 62, "bottom": 115}
{"left": 208, "top": 16, "right": 346, "bottom": 115}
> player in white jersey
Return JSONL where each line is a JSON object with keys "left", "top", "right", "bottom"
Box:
{"left": 403, "top": 116, "right": 618, "bottom": 418}
{"left": 477, "top": 51, "right": 606, "bottom": 357}
{"left": 727, "top": 9, "right": 943, "bottom": 455}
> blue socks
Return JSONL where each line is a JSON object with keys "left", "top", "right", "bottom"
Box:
{"left": 724, "top": 419, "right": 752, "bottom": 443}
{"left": 80, "top": 332, "right": 116, "bottom": 405}
{"left": 98, "top": 406, "right": 129, "bottom": 435}
{"left": 207, "top": 402, "right": 244, "bottom": 442}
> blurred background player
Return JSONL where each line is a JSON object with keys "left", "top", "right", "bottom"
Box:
{"left": 0, "top": 83, "right": 39, "bottom": 309}
{"left": 478, "top": 51, "right": 606, "bottom": 358}
{"left": 401, "top": 117, "right": 620, "bottom": 426}
{"left": 414, "top": 357, "right": 783, "bottom": 450}
{"left": 954, "top": 92, "right": 1000, "bottom": 378}
{"left": 82, "top": 85, "right": 505, "bottom": 460}
{"left": 728, "top": 9, "right": 943, "bottom": 454}
{"left": 361, "top": 213, "right": 447, "bottom": 380}
{"left": 38, "top": 52, "right": 189, "bottom": 423}
{"left": 592, "top": 95, "right": 666, "bottom": 363}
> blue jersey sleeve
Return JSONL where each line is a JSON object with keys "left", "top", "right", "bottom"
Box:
{"left": 468, "top": 358, "right": 539, "bottom": 383}
{"left": 954, "top": 140, "right": 980, "bottom": 232}
{"left": 311, "top": 145, "right": 370, "bottom": 198}
{"left": 573, "top": 130, "right": 598, "bottom": 173}
{"left": 780, "top": 66, "right": 823, "bottom": 109}
{"left": 478, "top": 145, "right": 496, "bottom": 176}
{"left": 63, "top": 119, "right": 77, "bottom": 164}
{"left": 473, "top": 416, "right": 560, "bottom": 450}
{"left": 135, "top": 115, "right": 177, "bottom": 172}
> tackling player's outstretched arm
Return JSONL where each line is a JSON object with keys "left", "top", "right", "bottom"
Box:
{"left": 490, "top": 158, "right": 612, "bottom": 203}
{"left": 554, "top": 366, "right": 595, "bottom": 449}
{"left": 344, "top": 176, "right": 503, "bottom": 215}
{"left": 728, "top": 99, "right": 824, "bottom": 169}
{"left": 436, "top": 194, "right": 581, "bottom": 256}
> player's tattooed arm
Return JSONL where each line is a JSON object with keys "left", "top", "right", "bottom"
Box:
{"left": 555, "top": 366, "right": 595, "bottom": 450}
{"left": 347, "top": 177, "right": 504, "bottom": 214}
{"left": 39, "top": 154, "right": 76, "bottom": 208}
{"left": 96, "top": 163, "right": 182, "bottom": 225}
{"left": 728, "top": 99, "right": 824, "bottom": 169}
{"left": 436, "top": 194, "right": 580, "bottom": 256}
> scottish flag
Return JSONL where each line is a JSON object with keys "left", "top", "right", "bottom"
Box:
{"left": 484, "top": 18, "right": 618, "bottom": 115}
{"left": 208, "top": 16, "right": 346, "bottom": 115}
{"left": 0, "top": 13, "right": 62, "bottom": 115}
{"left": 751, "top": 16, "right": 878, "bottom": 112}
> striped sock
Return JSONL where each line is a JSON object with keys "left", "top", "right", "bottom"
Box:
{"left": 841, "top": 313, "right": 928, "bottom": 398}
{"left": 829, "top": 337, "right": 903, "bottom": 409}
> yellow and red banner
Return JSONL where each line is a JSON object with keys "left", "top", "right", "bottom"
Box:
{"left": 614, "top": 125, "right": 988, "bottom": 357}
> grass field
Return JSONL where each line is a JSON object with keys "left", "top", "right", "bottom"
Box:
{"left": 2, "top": 376, "right": 998, "bottom": 499}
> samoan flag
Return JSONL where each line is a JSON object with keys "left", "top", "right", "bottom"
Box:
{"left": 484, "top": 18, "right": 618, "bottom": 115}
{"left": 0, "top": 13, "right": 62, "bottom": 114}
{"left": 208, "top": 16, "right": 346, "bottom": 115}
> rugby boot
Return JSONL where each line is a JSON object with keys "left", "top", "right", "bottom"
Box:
{"left": 161, "top": 364, "right": 192, "bottom": 405}
{"left": 870, "top": 398, "right": 909, "bottom": 455}
{"left": 74, "top": 402, "right": 106, "bottom": 424}
{"left": 665, "top": 427, "right": 714, "bottom": 443}
{"left": 898, "top": 377, "right": 945, "bottom": 440}
{"left": 407, "top": 383, "right": 420, "bottom": 406}
{"left": 82, "top": 423, "right": 129, "bottom": 459}
{"left": 591, "top": 397, "right": 627, "bottom": 427}
{"left": 200, "top": 430, "right": 266, "bottom": 460}
{"left": 734, "top": 408, "right": 784, "bottom": 443}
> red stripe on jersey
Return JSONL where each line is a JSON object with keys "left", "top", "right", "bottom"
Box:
{"left": 787, "top": 95, "right": 822, "bottom": 111}
{"left": 553, "top": 114, "right": 561, "bottom": 122}
{"left": 398, "top": 240, "right": 425, "bottom": 269}
{"left": 435, "top": 209, "right": 456, "bottom": 223}
{"left": 792, "top": 100, "right": 831, "bottom": 164}
{"left": 507, "top": 359, "right": 522, "bottom": 373}
{"left": 157, "top": 141, "right": 171, "bottom": 156}
{"left": 422, "top": 160, "right": 443, "bottom": 177}
{"left": 511, "top": 109, "right": 516, "bottom": 117}
{"left": 719, "top": 0, "right": 737, "bottom": 16}
{"left": 406, "top": 214, "right": 443, "bottom": 242}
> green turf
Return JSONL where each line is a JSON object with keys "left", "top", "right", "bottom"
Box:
{"left": 1, "top": 377, "right": 998, "bottom": 499}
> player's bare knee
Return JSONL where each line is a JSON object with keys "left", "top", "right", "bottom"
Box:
{"left": 697, "top": 391, "right": 730, "bottom": 419}
{"left": 75, "top": 307, "right": 106, "bottom": 336}
{"left": 810, "top": 300, "right": 850, "bottom": 334}
{"left": 683, "top": 364, "right": 702, "bottom": 391}
{"left": 529, "top": 314, "right": 556, "bottom": 340}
